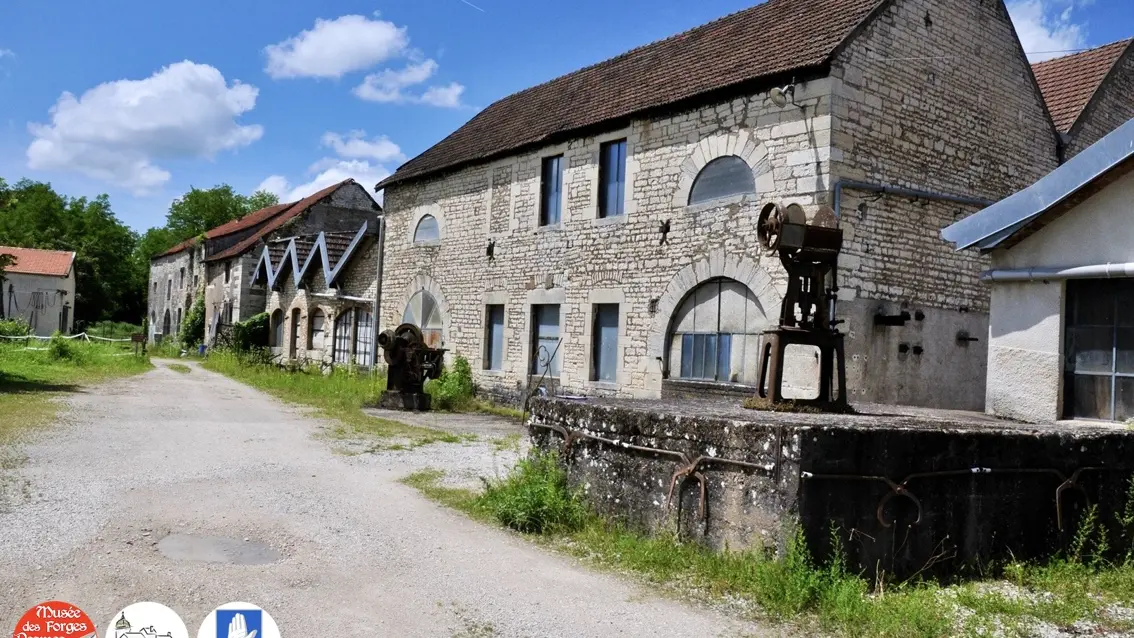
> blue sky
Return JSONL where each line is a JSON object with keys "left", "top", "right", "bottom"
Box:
{"left": 0, "top": 0, "right": 1130, "bottom": 232}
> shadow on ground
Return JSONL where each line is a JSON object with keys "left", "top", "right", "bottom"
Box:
{"left": 0, "top": 373, "right": 82, "bottom": 394}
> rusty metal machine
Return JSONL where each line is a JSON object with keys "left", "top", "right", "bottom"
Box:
{"left": 376, "top": 323, "right": 447, "bottom": 411}
{"left": 756, "top": 203, "right": 848, "bottom": 407}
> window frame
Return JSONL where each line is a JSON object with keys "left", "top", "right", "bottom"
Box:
{"left": 1063, "top": 279, "right": 1134, "bottom": 421}
{"left": 484, "top": 304, "right": 506, "bottom": 371}
{"left": 687, "top": 155, "right": 757, "bottom": 206}
{"left": 413, "top": 214, "right": 441, "bottom": 244}
{"left": 591, "top": 303, "right": 619, "bottom": 382}
{"left": 539, "top": 154, "right": 564, "bottom": 227}
{"left": 224, "top": 260, "right": 232, "bottom": 284}
{"left": 308, "top": 308, "right": 326, "bottom": 351}
{"left": 598, "top": 139, "right": 627, "bottom": 219}
{"left": 530, "top": 304, "right": 562, "bottom": 378}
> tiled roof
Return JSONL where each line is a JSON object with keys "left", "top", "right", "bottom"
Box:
{"left": 0, "top": 246, "right": 75, "bottom": 277}
{"left": 1032, "top": 39, "right": 1132, "bottom": 133}
{"left": 204, "top": 180, "right": 356, "bottom": 262}
{"left": 376, "top": 0, "right": 886, "bottom": 189}
{"left": 156, "top": 237, "right": 198, "bottom": 258}
{"left": 155, "top": 202, "right": 294, "bottom": 259}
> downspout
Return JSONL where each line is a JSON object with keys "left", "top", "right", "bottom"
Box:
{"left": 370, "top": 215, "right": 386, "bottom": 370}
{"left": 981, "top": 262, "right": 1134, "bottom": 282}
{"left": 831, "top": 179, "right": 995, "bottom": 219}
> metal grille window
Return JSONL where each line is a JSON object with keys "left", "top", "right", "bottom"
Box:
{"left": 688, "top": 156, "right": 756, "bottom": 205}
{"left": 403, "top": 290, "right": 443, "bottom": 347}
{"left": 355, "top": 309, "right": 374, "bottom": 367}
{"left": 1064, "top": 279, "right": 1134, "bottom": 421}
{"left": 484, "top": 305, "right": 505, "bottom": 370}
{"left": 309, "top": 309, "right": 325, "bottom": 350}
{"left": 599, "top": 140, "right": 626, "bottom": 218}
{"left": 592, "top": 304, "right": 619, "bottom": 382}
{"left": 414, "top": 215, "right": 440, "bottom": 243}
{"left": 334, "top": 308, "right": 354, "bottom": 364}
{"left": 531, "top": 304, "right": 561, "bottom": 377}
{"left": 540, "top": 155, "right": 563, "bottom": 226}
{"left": 670, "top": 278, "right": 768, "bottom": 384}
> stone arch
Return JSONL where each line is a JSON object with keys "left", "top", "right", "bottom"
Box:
{"left": 672, "top": 130, "right": 775, "bottom": 208}
{"left": 647, "top": 249, "right": 783, "bottom": 374}
{"left": 395, "top": 273, "right": 452, "bottom": 349}
{"left": 407, "top": 204, "right": 443, "bottom": 244}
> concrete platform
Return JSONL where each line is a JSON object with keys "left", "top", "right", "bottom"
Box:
{"left": 528, "top": 396, "right": 1134, "bottom": 579}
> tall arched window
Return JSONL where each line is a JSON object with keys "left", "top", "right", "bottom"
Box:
{"left": 308, "top": 309, "right": 326, "bottom": 350}
{"left": 413, "top": 214, "right": 440, "bottom": 243}
{"left": 688, "top": 156, "right": 756, "bottom": 205}
{"left": 668, "top": 278, "right": 767, "bottom": 384}
{"left": 403, "top": 290, "right": 443, "bottom": 347}
{"left": 333, "top": 309, "right": 354, "bottom": 363}
{"left": 270, "top": 309, "right": 284, "bottom": 347}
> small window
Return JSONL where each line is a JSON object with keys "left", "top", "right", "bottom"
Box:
{"left": 484, "top": 305, "right": 505, "bottom": 370}
{"left": 224, "top": 260, "right": 232, "bottom": 284}
{"left": 1064, "top": 279, "right": 1134, "bottom": 421}
{"left": 308, "top": 309, "right": 326, "bottom": 350}
{"left": 179, "top": 267, "right": 185, "bottom": 289}
{"left": 599, "top": 140, "right": 626, "bottom": 218}
{"left": 270, "top": 309, "right": 284, "bottom": 347}
{"left": 166, "top": 279, "right": 172, "bottom": 300}
{"left": 592, "top": 304, "right": 619, "bottom": 382}
{"left": 152, "top": 281, "right": 157, "bottom": 294}
{"left": 175, "top": 308, "right": 182, "bottom": 336}
{"left": 193, "top": 274, "right": 199, "bottom": 289}
{"left": 688, "top": 155, "right": 756, "bottom": 205}
{"left": 540, "top": 155, "right": 564, "bottom": 226}
{"left": 414, "top": 214, "right": 440, "bottom": 243}
{"left": 531, "top": 304, "right": 561, "bottom": 377}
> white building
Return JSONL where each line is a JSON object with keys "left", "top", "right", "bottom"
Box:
{"left": 943, "top": 118, "right": 1134, "bottom": 423}
{"left": 0, "top": 246, "right": 76, "bottom": 336}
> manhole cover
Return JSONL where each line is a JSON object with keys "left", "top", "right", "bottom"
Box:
{"left": 157, "top": 533, "right": 281, "bottom": 565}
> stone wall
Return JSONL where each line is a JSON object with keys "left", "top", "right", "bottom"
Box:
{"left": 530, "top": 397, "right": 1134, "bottom": 579}
{"left": 203, "top": 252, "right": 263, "bottom": 343}
{"left": 826, "top": 0, "right": 1060, "bottom": 409}
{"left": 148, "top": 246, "right": 202, "bottom": 343}
{"left": 1065, "top": 47, "right": 1134, "bottom": 158}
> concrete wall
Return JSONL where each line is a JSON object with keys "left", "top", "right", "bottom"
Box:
{"left": 3, "top": 270, "right": 75, "bottom": 336}
{"left": 827, "top": 0, "right": 1060, "bottom": 409}
{"left": 1065, "top": 48, "right": 1134, "bottom": 159}
{"left": 986, "top": 169, "right": 1134, "bottom": 422}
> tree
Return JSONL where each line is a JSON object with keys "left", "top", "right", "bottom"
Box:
{"left": 165, "top": 185, "right": 280, "bottom": 241}
{"left": 247, "top": 189, "right": 281, "bottom": 213}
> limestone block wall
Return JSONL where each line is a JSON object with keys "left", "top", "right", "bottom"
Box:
{"left": 1065, "top": 49, "right": 1134, "bottom": 159}
{"left": 148, "top": 248, "right": 200, "bottom": 342}
{"left": 826, "top": 0, "right": 1060, "bottom": 409}
{"left": 203, "top": 252, "right": 265, "bottom": 342}
{"left": 381, "top": 80, "right": 835, "bottom": 400}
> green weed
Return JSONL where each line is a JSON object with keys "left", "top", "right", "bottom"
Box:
{"left": 167, "top": 363, "right": 191, "bottom": 374}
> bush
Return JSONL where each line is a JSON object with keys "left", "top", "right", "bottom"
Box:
{"left": 0, "top": 317, "right": 30, "bottom": 338}
{"left": 87, "top": 320, "right": 142, "bottom": 339}
{"left": 477, "top": 451, "right": 588, "bottom": 535}
{"left": 232, "top": 312, "right": 269, "bottom": 351}
{"left": 426, "top": 354, "right": 475, "bottom": 410}
{"left": 178, "top": 295, "right": 206, "bottom": 347}
{"left": 47, "top": 333, "right": 87, "bottom": 363}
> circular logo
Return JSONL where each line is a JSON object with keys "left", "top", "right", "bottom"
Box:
{"left": 196, "top": 603, "right": 279, "bottom": 638}
{"left": 104, "top": 602, "right": 188, "bottom": 638}
{"left": 13, "top": 601, "right": 96, "bottom": 638}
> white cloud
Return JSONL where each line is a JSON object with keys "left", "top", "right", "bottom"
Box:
{"left": 0, "top": 49, "right": 13, "bottom": 59}
{"left": 26, "top": 61, "right": 263, "bottom": 194}
{"left": 320, "top": 130, "right": 405, "bottom": 163}
{"left": 353, "top": 59, "right": 465, "bottom": 108}
{"left": 264, "top": 15, "right": 408, "bottom": 79}
{"left": 1008, "top": 0, "right": 1089, "bottom": 62}
{"left": 257, "top": 159, "right": 391, "bottom": 203}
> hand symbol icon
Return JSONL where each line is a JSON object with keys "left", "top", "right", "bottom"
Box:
{"left": 226, "top": 613, "right": 258, "bottom": 638}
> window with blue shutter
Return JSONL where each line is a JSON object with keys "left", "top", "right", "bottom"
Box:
{"left": 531, "top": 304, "right": 561, "bottom": 377}
{"left": 599, "top": 140, "right": 626, "bottom": 218}
{"left": 540, "top": 155, "right": 563, "bottom": 226}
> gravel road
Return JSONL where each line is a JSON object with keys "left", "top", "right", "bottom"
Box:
{"left": 0, "top": 360, "right": 769, "bottom": 637}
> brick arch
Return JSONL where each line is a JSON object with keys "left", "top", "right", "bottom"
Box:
{"left": 394, "top": 273, "right": 452, "bottom": 347}
{"left": 672, "top": 130, "right": 775, "bottom": 208}
{"left": 647, "top": 250, "right": 782, "bottom": 365}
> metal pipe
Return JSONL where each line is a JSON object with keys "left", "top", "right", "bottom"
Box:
{"left": 370, "top": 216, "right": 386, "bottom": 370}
{"left": 832, "top": 179, "right": 994, "bottom": 219}
{"left": 980, "top": 262, "right": 1134, "bottom": 282}
{"left": 310, "top": 292, "right": 374, "bottom": 303}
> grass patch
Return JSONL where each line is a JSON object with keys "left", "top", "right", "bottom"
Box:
{"left": 167, "top": 363, "right": 191, "bottom": 374}
{"left": 202, "top": 349, "right": 457, "bottom": 448}
{"left": 474, "top": 400, "right": 526, "bottom": 421}
{"left": 492, "top": 433, "right": 522, "bottom": 452}
{"left": 404, "top": 451, "right": 1134, "bottom": 637}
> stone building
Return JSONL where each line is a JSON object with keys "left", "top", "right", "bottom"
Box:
{"left": 0, "top": 246, "right": 75, "bottom": 336}
{"left": 147, "top": 239, "right": 202, "bottom": 343}
{"left": 943, "top": 118, "right": 1134, "bottom": 423}
{"left": 374, "top": 0, "right": 1066, "bottom": 409}
{"left": 251, "top": 218, "right": 382, "bottom": 367}
{"left": 1033, "top": 38, "right": 1134, "bottom": 160}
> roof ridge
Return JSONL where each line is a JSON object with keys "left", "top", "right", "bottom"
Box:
{"left": 1031, "top": 38, "right": 1133, "bottom": 69}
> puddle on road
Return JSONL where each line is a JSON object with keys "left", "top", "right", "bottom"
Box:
{"left": 157, "top": 533, "right": 281, "bottom": 565}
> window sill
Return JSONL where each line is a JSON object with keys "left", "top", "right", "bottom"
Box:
{"left": 480, "top": 368, "right": 507, "bottom": 376}
{"left": 413, "top": 240, "right": 441, "bottom": 247}
{"left": 685, "top": 193, "right": 759, "bottom": 214}
{"left": 534, "top": 223, "right": 563, "bottom": 234}
{"left": 593, "top": 214, "right": 626, "bottom": 227}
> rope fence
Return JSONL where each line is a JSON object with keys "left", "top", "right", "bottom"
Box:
{"left": 0, "top": 332, "right": 133, "bottom": 343}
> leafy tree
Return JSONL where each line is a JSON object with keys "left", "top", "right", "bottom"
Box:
{"left": 165, "top": 185, "right": 279, "bottom": 242}
{"left": 247, "top": 189, "right": 281, "bottom": 213}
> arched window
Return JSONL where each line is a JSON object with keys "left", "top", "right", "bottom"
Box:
{"left": 403, "top": 290, "right": 443, "bottom": 347}
{"left": 413, "top": 214, "right": 440, "bottom": 243}
{"left": 688, "top": 156, "right": 756, "bottom": 205}
{"left": 162, "top": 310, "right": 171, "bottom": 336}
{"left": 308, "top": 309, "right": 326, "bottom": 350}
{"left": 354, "top": 309, "right": 374, "bottom": 367}
{"left": 270, "top": 309, "right": 284, "bottom": 347}
{"left": 333, "top": 309, "right": 354, "bottom": 363}
{"left": 668, "top": 278, "right": 767, "bottom": 384}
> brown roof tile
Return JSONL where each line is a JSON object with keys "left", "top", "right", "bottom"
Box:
{"left": 205, "top": 180, "right": 356, "bottom": 263}
{"left": 155, "top": 202, "right": 295, "bottom": 259}
{"left": 377, "top": 0, "right": 885, "bottom": 189}
{"left": 1032, "top": 39, "right": 1132, "bottom": 133}
{"left": 0, "top": 246, "right": 75, "bottom": 277}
